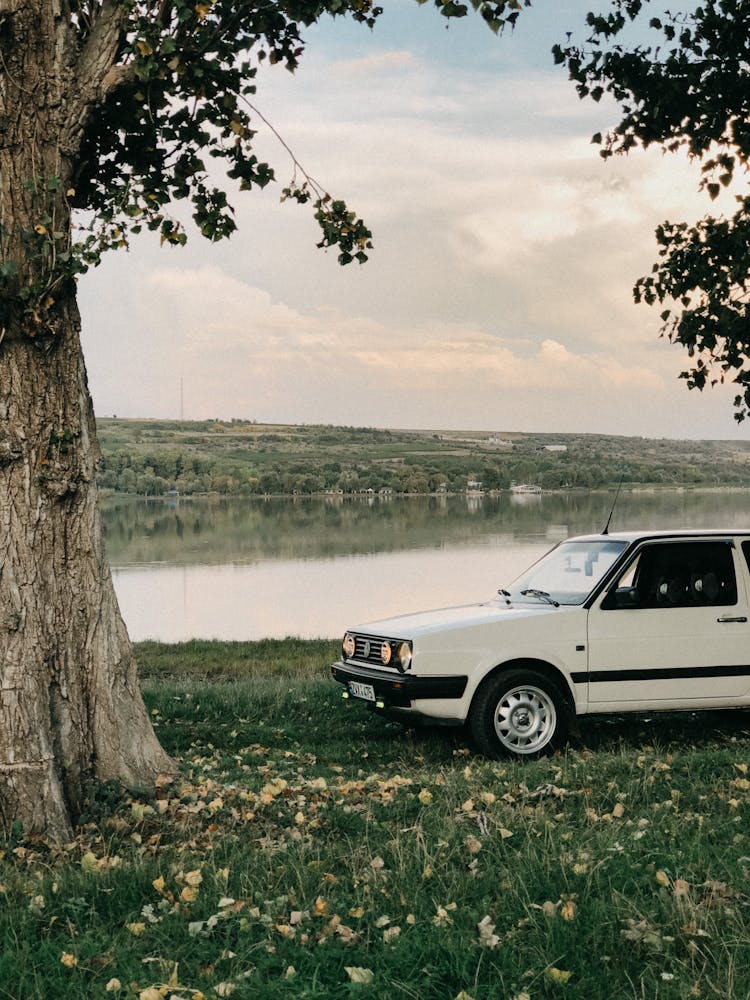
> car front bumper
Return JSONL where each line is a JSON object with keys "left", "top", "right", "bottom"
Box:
{"left": 331, "top": 660, "right": 468, "bottom": 708}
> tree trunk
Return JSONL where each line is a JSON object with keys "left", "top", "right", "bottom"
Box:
{"left": 0, "top": 300, "right": 174, "bottom": 842}
{"left": 0, "top": 1, "right": 173, "bottom": 841}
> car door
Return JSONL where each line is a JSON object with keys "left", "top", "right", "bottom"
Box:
{"left": 585, "top": 538, "right": 750, "bottom": 708}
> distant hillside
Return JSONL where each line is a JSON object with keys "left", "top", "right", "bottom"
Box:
{"left": 95, "top": 418, "right": 750, "bottom": 496}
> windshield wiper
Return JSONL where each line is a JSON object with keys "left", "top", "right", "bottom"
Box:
{"left": 520, "top": 588, "right": 560, "bottom": 607}
{"left": 497, "top": 588, "right": 512, "bottom": 606}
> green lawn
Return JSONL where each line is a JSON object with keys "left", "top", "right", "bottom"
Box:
{"left": 1, "top": 641, "right": 749, "bottom": 999}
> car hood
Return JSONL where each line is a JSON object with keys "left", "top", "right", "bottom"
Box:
{"left": 352, "top": 600, "right": 564, "bottom": 639}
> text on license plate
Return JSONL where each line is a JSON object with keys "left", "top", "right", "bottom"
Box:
{"left": 349, "top": 681, "right": 376, "bottom": 702}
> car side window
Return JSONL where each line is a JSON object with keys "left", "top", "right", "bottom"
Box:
{"left": 603, "top": 541, "right": 737, "bottom": 610}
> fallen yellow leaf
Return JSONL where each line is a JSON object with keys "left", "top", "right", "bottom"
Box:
{"left": 560, "top": 901, "right": 576, "bottom": 922}
{"left": 464, "top": 835, "right": 482, "bottom": 855}
{"left": 345, "top": 967, "right": 374, "bottom": 984}
{"left": 545, "top": 967, "right": 573, "bottom": 984}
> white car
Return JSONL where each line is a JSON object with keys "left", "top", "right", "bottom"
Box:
{"left": 331, "top": 530, "right": 750, "bottom": 757}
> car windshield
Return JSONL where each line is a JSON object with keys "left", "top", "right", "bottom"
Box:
{"left": 505, "top": 538, "right": 628, "bottom": 606}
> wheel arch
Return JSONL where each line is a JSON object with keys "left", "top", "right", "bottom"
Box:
{"left": 472, "top": 658, "right": 577, "bottom": 716}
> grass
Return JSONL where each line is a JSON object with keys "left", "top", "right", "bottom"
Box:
{"left": 2, "top": 641, "right": 750, "bottom": 999}
{"left": 135, "top": 639, "right": 339, "bottom": 681}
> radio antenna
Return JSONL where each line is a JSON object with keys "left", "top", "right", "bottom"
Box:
{"left": 602, "top": 476, "right": 625, "bottom": 535}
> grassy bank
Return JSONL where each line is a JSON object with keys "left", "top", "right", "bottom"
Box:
{"left": 135, "top": 638, "right": 339, "bottom": 681}
{"left": 1, "top": 641, "right": 749, "bottom": 998}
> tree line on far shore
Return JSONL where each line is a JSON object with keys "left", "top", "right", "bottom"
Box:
{"left": 96, "top": 419, "right": 750, "bottom": 497}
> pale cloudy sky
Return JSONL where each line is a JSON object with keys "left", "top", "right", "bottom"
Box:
{"left": 78, "top": 0, "right": 744, "bottom": 439}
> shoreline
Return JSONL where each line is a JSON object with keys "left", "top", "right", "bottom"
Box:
{"left": 102, "top": 483, "right": 750, "bottom": 502}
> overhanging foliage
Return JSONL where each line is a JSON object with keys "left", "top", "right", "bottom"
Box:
{"left": 65, "top": 0, "right": 529, "bottom": 270}
{"left": 554, "top": 0, "right": 750, "bottom": 420}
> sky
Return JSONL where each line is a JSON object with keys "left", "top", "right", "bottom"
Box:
{"left": 77, "top": 0, "right": 746, "bottom": 440}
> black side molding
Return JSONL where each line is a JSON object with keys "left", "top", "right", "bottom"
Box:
{"left": 571, "top": 663, "right": 750, "bottom": 685}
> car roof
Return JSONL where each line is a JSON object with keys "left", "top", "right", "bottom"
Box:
{"left": 570, "top": 529, "right": 750, "bottom": 543}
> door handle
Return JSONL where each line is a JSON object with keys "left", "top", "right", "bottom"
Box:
{"left": 717, "top": 616, "right": 748, "bottom": 623}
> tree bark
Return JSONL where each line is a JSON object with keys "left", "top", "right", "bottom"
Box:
{"left": 0, "top": 1, "right": 174, "bottom": 841}
{"left": 0, "top": 300, "right": 174, "bottom": 842}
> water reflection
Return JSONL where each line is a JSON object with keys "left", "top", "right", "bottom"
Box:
{"left": 111, "top": 544, "right": 544, "bottom": 643}
{"left": 102, "top": 491, "right": 750, "bottom": 641}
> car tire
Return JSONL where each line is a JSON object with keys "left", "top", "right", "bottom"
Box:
{"left": 469, "top": 668, "right": 568, "bottom": 759}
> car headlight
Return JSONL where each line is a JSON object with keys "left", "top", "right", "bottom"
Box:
{"left": 342, "top": 633, "right": 356, "bottom": 659}
{"left": 380, "top": 641, "right": 392, "bottom": 666}
{"left": 394, "top": 640, "right": 412, "bottom": 673}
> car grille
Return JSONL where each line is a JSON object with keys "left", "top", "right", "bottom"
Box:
{"left": 348, "top": 632, "right": 405, "bottom": 670}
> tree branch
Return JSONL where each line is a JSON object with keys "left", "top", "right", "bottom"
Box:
{"left": 99, "top": 61, "right": 135, "bottom": 98}
{"left": 62, "top": 0, "right": 127, "bottom": 155}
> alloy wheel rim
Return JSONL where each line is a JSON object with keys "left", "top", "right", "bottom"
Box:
{"left": 494, "top": 685, "right": 556, "bottom": 754}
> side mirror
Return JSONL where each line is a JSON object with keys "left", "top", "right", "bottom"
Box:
{"left": 614, "top": 586, "right": 639, "bottom": 609}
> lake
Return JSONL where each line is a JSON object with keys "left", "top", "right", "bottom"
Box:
{"left": 103, "top": 490, "right": 750, "bottom": 642}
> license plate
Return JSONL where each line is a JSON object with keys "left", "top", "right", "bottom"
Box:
{"left": 349, "top": 681, "right": 376, "bottom": 702}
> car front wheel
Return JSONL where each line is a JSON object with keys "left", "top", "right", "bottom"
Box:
{"left": 469, "top": 669, "right": 568, "bottom": 758}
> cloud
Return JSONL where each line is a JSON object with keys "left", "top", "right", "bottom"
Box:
{"left": 330, "top": 50, "right": 417, "bottom": 76}
{"left": 81, "top": 248, "right": 738, "bottom": 436}
{"left": 93, "top": 264, "right": 666, "bottom": 425}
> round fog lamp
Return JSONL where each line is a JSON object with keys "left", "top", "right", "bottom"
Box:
{"left": 342, "top": 633, "right": 356, "bottom": 659}
{"left": 380, "top": 641, "right": 392, "bottom": 665}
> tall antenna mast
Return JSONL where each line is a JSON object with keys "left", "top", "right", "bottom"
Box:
{"left": 180, "top": 377, "right": 184, "bottom": 421}
{"left": 602, "top": 475, "right": 625, "bottom": 535}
